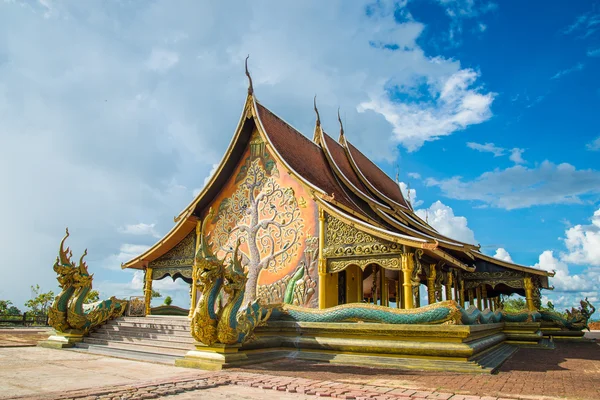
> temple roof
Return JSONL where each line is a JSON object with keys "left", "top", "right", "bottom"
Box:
{"left": 122, "top": 90, "right": 553, "bottom": 280}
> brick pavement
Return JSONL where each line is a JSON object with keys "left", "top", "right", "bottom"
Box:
{"left": 231, "top": 342, "right": 600, "bottom": 400}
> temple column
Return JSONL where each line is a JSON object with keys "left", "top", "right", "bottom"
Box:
{"left": 318, "top": 209, "right": 327, "bottom": 309}
{"left": 144, "top": 266, "right": 153, "bottom": 316}
{"left": 380, "top": 269, "right": 389, "bottom": 307}
{"left": 445, "top": 272, "right": 453, "bottom": 301}
{"left": 189, "top": 220, "right": 202, "bottom": 318}
{"left": 524, "top": 276, "right": 535, "bottom": 311}
{"left": 481, "top": 285, "right": 488, "bottom": 310}
{"left": 468, "top": 288, "right": 474, "bottom": 307}
{"left": 427, "top": 264, "right": 436, "bottom": 305}
{"left": 476, "top": 286, "right": 482, "bottom": 309}
{"left": 401, "top": 253, "right": 414, "bottom": 309}
{"left": 459, "top": 280, "right": 465, "bottom": 308}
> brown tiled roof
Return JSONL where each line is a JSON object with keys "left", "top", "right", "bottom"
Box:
{"left": 346, "top": 141, "right": 410, "bottom": 209}
{"left": 255, "top": 102, "right": 373, "bottom": 219}
{"left": 321, "top": 133, "right": 384, "bottom": 206}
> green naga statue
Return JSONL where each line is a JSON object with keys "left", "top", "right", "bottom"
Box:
{"left": 540, "top": 298, "right": 596, "bottom": 331}
{"left": 47, "top": 229, "right": 127, "bottom": 336}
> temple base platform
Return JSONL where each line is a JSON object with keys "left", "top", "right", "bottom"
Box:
{"left": 503, "top": 322, "right": 554, "bottom": 349}
{"left": 540, "top": 322, "right": 589, "bottom": 342}
{"left": 38, "top": 330, "right": 85, "bottom": 349}
{"left": 177, "top": 321, "right": 518, "bottom": 374}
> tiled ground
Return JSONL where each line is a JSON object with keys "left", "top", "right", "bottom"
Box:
{"left": 231, "top": 342, "right": 600, "bottom": 400}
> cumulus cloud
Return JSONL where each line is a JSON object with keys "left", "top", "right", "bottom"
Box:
{"left": 415, "top": 201, "right": 476, "bottom": 244}
{"left": 561, "top": 208, "right": 600, "bottom": 267}
{"left": 118, "top": 223, "right": 161, "bottom": 238}
{"left": 588, "top": 48, "right": 600, "bottom": 57}
{"left": 466, "top": 142, "right": 505, "bottom": 156}
{"left": 586, "top": 136, "right": 600, "bottom": 151}
{"left": 466, "top": 142, "right": 525, "bottom": 163}
{"left": 399, "top": 181, "right": 423, "bottom": 207}
{"left": 562, "top": 12, "right": 600, "bottom": 38}
{"left": 0, "top": 0, "right": 497, "bottom": 307}
{"left": 358, "top": 68, "right": 495, "bottom": 152}
{"left": 534, "top": 251, "right": 594, "bottom": 292}
{"left": 407, "top": 172, "right": 421, "bottom": 179}
{"left": 493, "top": 248, "right": 513, "bottom": 262}
{"left": 426, "top": 161, "right": 600, "bottom": 209}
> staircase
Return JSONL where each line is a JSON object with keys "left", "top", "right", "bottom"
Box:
{"left": 73, "top": 316, "right": 193, "bottom": 365}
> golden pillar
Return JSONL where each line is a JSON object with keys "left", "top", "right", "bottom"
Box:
{"left": 468, "top": 288, "right": 474, "bottom": 307}
{"left": 401, "top": 253, "right": 414, "bottom": 309}
{"left": 445, "top": 272, "right": 453, "bottom": 301}
{"left": 459, "top": 280, "right": 465, "bottom": 308}
{"left": 144, "top": 266, "right": 153, "bottom": 316}
{"left": 381, "top": 271, "right": 389, "bottom": 307}
{"left": 189, "top": 220, "right": 202, "bottom": 318}
{"left": 523, "top": 276, "right": 535, "bottom": 311}
{"left": 481, "top": 284, "right": 488, "bottom": 310}
{"left": 427, "top": 264, "right": 436, "bottom": 305}
{"left": 476, "top": 286, "right": 482, "bottom": 310}
{"left": 318, "top": 209, "right": 327, "bottom": 309}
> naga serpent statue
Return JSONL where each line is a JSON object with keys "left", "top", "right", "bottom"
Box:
{"left": 539, "top": 298, "right": 596, "bottom": 331}
{"left": 48, "top": 229, "right": 127, "bottom": 335}
{"left": 191, "top": 209, "right": 271, "bottom": 346}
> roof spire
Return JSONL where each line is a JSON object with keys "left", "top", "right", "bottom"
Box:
{"left": 245, "top": 55, "right": 253, "bottom": 95}
{"left": 314, "top": 95, "right": 321, "bottom": 127}
{"left": 337, "top": 108, "right": 344, "bottom": 142}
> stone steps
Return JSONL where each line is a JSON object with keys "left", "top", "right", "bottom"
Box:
{"left": 73, "top": 316, "right": 193, "bottom": 365}
{"left": 469, "top": 343, "right": 518, "bottom": 373}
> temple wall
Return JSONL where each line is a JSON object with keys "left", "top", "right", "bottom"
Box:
{"left": 203, "top": 129, "right": 319, "bottom": 307}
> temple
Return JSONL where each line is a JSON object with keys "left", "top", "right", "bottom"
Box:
{"left": 122, "top": 86, "right": 553, "bottom": 319}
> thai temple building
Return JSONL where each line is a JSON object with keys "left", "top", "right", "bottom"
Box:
{"left": 122, "top": 80, "right": 552, "bottom": 318}
{"left": 43, "top": 67, "right": 595, "bottom": 373}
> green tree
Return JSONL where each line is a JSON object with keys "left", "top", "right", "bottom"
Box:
{"left": 151, "top": 289, "right": 161, "bottom": 298}
{"left": 84, "top": 290, "right": 100, "bottom": 304}
{"left": 163, "top": 296, "right": 172, "bottom": 306}
{"left": 0, "top": 300, "right": 12, "bottom": 314}
{"left": 502, "top": 296, "right": 526, "bottom": 313}
{"left": 6, "top": 305, "right": 21, "bottom": 315}
{"left": 24, "top": 285, "right": 55, "bottom": 316}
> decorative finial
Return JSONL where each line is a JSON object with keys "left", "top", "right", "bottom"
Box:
{"left": 337, "top": 108, "right": 344, "bottom": 142}
{"left": 313, "top": 95, "right": 321, "bottom": 127}
{"left": 426, "top": 209, "right": 429, "bottom": 224}
{"left": 245, "top": 55, "right": 253, "bottom": 95}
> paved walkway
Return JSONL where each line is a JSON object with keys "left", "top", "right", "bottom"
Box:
{"left": 0, "top": 337, "right": 598, "bottom": 400}
{"left": 0, "top": 328, "right": 52, "bottom": 347}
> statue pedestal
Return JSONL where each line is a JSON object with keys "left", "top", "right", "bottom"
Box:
{"left": 38, "top": 330, "right": 85, "bottom": 349}
{"left": 175, "top": 343, "right": 249, "bottom": 370}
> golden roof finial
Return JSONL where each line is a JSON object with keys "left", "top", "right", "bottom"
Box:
{"left": 245, "top": 55, "right": 253, "bottom": 95}
{"left": 337, "top": 108, "right": 344, "bottom": 142}
{"left": 313, "top": 95, "right": 321, "bottom": 127}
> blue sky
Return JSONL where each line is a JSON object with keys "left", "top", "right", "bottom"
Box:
{"left": 0, "top": 0, "right": 598, "bottom": 315}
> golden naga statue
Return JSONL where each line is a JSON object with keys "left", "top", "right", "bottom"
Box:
{"left": 47, "top": 229, "right": 127, "bottom": 335}
{"left": 190, "top": 209, "right": 272, "bottom": 346}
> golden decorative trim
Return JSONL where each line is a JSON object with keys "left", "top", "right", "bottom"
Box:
{"left": 327, "top": 256, "right": 401, "bottom": 273}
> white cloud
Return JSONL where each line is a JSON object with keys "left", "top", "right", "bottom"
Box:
{"left": 509, "top": 147, "right": 525, "bottom": 164}
{"left": 466, "top": 141, "right": 505, "bottom": 156}
{"left": 146, "top": 48, "right": 179, "bottom": 72}
{"left": 192, "top": 163, "right": 219, "bottom": 197}
{"left": 426, "top": 161, "right": 600, "bottom": 209}
{"left": 359, "top": 68, "right": 495, "bottom": 151}
{"left": 399, "top": 181, "right": 423, "bottom": 208}
{"left": 415, "top": 200, "right": 476, "bottom": 244}
{"left": 101, "top": 244, "right": 151, "bottom": 270}
{"left": 586, "top": 136, "right": 600, "bottom": 151}
{"left": 0, "top": 1, "right": 498, "bottom": 308}
{"left": 587, "top": 48, "right": 600, "bottom": 57}
{"left": 407, "top": 172, "right": 421, "bottom": 179}
{"left": 493, "top": 247, "right": 513, "bottom": 262}
{"left": 534, "top": 251, "right": 594, "bottom": 292}
{"left": 561, "top": 208, "right": 600, "bottom": 267}
{"left": 562, "top": 12, "right": 600, "bottom": 38}
{"left": 118, "top": 223, "right": 161, "bottom": 238}
{"left": 478, "top": 23, "right": 487, "bottom": 32}
{"left": 550, "top": 63, "right": 584, "bottom": 80}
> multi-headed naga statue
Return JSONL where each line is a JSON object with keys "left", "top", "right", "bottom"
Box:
{"left": 47, "top": 229, "right": 127, "bottom": 335}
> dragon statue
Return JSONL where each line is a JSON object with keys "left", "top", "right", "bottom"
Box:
{"left": 539, "top": 298, "right": 596, "bottom": 331}
{"left": 271, "top": 300, "right": 463, "bottom": 325}
{"left": 191, "top": 209, "right": 271, "bottom": 346}
{"left": 48, "top": 229, "right": 127, "bottom": 335}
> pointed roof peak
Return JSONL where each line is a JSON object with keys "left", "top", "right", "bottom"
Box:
{"left": 337, "top": 108, "right": 345, "bottom": 143}
{"left": 313, "top": 95, "right": 321, "bottom": 127}
{"left": 245, "top": 55, "right": 253, "bottom": 95}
